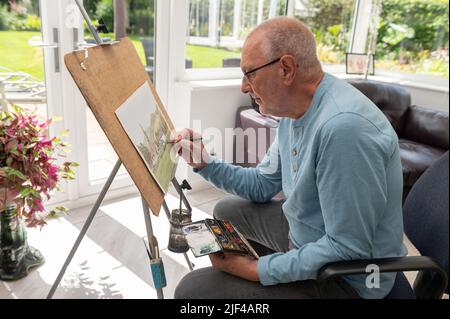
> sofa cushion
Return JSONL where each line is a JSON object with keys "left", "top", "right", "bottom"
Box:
{"left": 399, "top": 138, "right": 447, "bottom": 187}
{"left": 401, "top": 105, "right": 449, "bottom": 150}
{"left": 347, "top": 79, "right": 411, "bottom": 134}
{"left": 240, "top": 108, "right": 279, "bottom": 129}
{"left": 235, "top": 108, "right": 278, "bottom": 167}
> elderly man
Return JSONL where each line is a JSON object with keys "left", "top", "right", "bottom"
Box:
{"left": 174, "top": 17, "right": 406, "bottom": 299}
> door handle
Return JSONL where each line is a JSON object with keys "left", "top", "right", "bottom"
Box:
{"left": 28, "top": 28, "right": 60, "bottom": 73}
{"left": 72, "top": 28, "right": 96, "bottom": 50}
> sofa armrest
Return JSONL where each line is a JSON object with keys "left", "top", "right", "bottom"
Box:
{"left": 402, "top": 105, "right": 449, "bottom": 150}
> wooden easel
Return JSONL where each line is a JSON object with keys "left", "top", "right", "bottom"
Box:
{"left": 46, "top": 1, "right": 193, "bottom": 299}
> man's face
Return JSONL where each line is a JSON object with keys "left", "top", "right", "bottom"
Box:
{"left": 240, "top": 36, "right": 282, "bottom": 116}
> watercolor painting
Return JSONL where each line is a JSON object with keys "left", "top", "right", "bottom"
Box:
{"left": 115, "top": 82, "right": 177, "bottom": 193}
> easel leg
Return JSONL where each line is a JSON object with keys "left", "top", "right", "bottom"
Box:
{"left": 67, "top": 0, "right": 191, "bottom": 299}
{"left": 141, "top": 197, "right": 164, "bottom": 299}
{"left": 182, "top": 253, "right": 194, "bottom": 272}
{"left": 171, "top": 178, "right": 192, "bottom": 213}
{"left": 46, "top": 160, "right": 122, "bottom": 299}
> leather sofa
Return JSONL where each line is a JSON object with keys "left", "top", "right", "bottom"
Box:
{"left": 234, "top": 79, "right": 449, "bottom": 202}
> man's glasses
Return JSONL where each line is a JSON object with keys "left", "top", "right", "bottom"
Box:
{"left": 243, "top": 57, "right": 281, "bottom": 81}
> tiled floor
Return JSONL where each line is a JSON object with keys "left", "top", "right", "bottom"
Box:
{"left": 0, "top": 184, "right": 441, "bottom": 299}
{"left": 0, "top": 185, "right": 229, "bottom": 299}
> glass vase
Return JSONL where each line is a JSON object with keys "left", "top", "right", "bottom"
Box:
{"left": 0, "top": 202, "right": 45, "bottom": 281}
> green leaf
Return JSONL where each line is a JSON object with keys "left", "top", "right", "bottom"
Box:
{"left": 19, "top": 187, "right": 39, "bottom": 198}
{"left": 54, "top": 206, "right": 69, "bottom": 213}
{"left": 59, "top": 130, "right": 69, "bottom": 137}
{"left": 4, "top": 167, "right": 27, "bottom": 180}
{"left": 12, "top": 105, "right": 24, "bottom": 114}
{"left": 47, "top": 206, "right": 69, "bottom": 220}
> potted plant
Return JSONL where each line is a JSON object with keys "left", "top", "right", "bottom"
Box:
{"left": 0, "top": 105, "right": 77, "bottom": 280}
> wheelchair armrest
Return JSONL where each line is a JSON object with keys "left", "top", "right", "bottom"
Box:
{"left": 318, "top": 256, "right": 448, "bottom": 299}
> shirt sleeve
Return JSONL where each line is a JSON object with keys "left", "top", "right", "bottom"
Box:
{"left": 196, "top": 134, "right": 283, "bottom": 203}
{"left": 258, "top": 113, "right": 399, "bottom": 284}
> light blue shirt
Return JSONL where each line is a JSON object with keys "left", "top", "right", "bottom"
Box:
{"left": 197, "top": 73, "right": 407, "bottom": 298}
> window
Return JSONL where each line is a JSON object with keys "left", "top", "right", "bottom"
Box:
{"left": 186, "top": 0, "right": 288, "bottom": 69}
{"left": 0, "top": 0, "right": 48, "bottom": 119}
{"left": 376, "top": 0, "right": 449, "bottom": 79}
{"left": 84, "top": 0, "right": 155, "bottom": 79}
{"left": 294, "top": 0, "right": 356, "bottom": 67}
{"left": 82, "top": 0, "right": 156, "bottom": 185}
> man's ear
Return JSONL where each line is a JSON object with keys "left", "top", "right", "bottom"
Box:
{"left": 280, "top": 55, "right": 297, "bottom": 85}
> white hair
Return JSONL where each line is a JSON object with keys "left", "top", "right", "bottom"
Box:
{"left": 251, "top": 17, "right": 322, "bottom": 77}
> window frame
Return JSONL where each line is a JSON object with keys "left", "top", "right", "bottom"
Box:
{"left": 169, "top": 0, "right": 292, "bottom": 82}
{"left": 168, "top": 0, "right": 370, "bottom": 81}
{"left": 156, "top": 0, "right": 448, "bottom": 97}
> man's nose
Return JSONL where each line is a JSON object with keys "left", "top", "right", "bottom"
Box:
{"left": 241, "top": 76, "right": 251, "bottom": 93}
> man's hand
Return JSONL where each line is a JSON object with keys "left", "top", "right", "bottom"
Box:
{"left": 173, "top": 128, "right": 210, "bottom": 170}
{"left": 209, "top": 252, "right": 260, "bottom": 282}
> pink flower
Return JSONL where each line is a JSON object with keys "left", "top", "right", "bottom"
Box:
{"left": 1, "top": 106, "right": 77, "bottom": 228}
{"left": 33, "top": 198, "right": 45, "bottom": 212}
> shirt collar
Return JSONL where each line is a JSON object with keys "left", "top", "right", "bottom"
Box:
{"left": 292, "top": 72, "right": 334, "bottom": 128}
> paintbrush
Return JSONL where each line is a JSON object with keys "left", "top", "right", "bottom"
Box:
{"left": 167, "top": 137, "right": 203, "bottom": 144}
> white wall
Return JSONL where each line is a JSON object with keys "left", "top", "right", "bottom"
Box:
{"left": 325, "top": 65, "right": 449, "bottom": 111}
{"left": 368, "top": 72, "right": 449, "bottom": 112}
{"left": 354, "top": 77, "right": 449, "bottom": 111}
{"left": 401, "top": 85, "right": 448, "bottom": 112}
{"left": 169, "top": 80, "right": 248, "bottom": 189}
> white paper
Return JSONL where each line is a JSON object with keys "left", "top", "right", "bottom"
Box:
{"left": 115, "top": 83, "right": 177, "bottom": 193}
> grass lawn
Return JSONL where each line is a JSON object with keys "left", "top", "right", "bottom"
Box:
{"left": 87, "top": 34, "right": 242, "bottom": 68}
{"left": 2, "top": 31, "right": 447, "bottom": 80}
{"left": 186, "top": 44, "right": 241, "bottom": 68}
{"left": 0, "top": 31, "right": 45, "bottom": 80}
{"left": 0, "top": 31, "right": 242, "bottom": 81}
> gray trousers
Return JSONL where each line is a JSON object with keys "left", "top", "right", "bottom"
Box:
{"left": 174, "top": 196, "right": 360, "bottom": 299}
